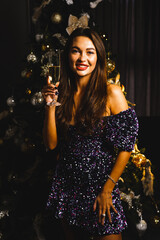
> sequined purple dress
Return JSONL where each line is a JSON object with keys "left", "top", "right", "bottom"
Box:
{"left": 47, "top": 108, "right": 139, "bottom": 236}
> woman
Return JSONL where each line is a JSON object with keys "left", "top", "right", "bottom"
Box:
{"left": 42, "top": 28, "right": 139, "bottom": 240}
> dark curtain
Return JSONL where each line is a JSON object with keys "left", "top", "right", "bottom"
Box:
{"left": 94, "top": 0, "right": 160, "bottom": 116}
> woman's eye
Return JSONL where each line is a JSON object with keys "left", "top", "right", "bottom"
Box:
{"left": 72, "top": 49, "right": 79, "bottom": 53}
{"left": 87, "top": 51, "right": 94, "bottom": 55}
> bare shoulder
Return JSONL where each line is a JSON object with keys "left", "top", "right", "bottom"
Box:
{"left": 107, "top": 83, "right": 128, "bottom": 114}
{"left": 107, "top": 83, "right": 123, "bottom": 97}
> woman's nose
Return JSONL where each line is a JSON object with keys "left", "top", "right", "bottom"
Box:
{"left": 78, "top": 52, "right": 86, "bottom": 61}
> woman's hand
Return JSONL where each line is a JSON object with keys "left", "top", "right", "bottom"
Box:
{"left": 93, "top": 191, "right": 118, "bottom": 225}
{"left": 42, "top": 79, "right": 59, "bottom": 105}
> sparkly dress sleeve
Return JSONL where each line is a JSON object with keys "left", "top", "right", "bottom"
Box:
{"left": 105, "top": 108, "right": 139, "bottom": 152}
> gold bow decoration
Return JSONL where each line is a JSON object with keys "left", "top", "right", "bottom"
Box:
{"left": 66, "top": 14, "right": 89, "bottom": 35}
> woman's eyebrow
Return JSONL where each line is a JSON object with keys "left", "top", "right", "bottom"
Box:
{"left": 71, "top": 46, "right": 80, "bottom": 49}
{"left": 71, "top": 46, "right": 96, "bottom": 51}
{"left": 86, "top": 48, "right": 96, "bottom": 51}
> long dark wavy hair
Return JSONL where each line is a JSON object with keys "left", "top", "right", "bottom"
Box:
{"left": 56, "top": 28, "right": 107, "bottom": 135}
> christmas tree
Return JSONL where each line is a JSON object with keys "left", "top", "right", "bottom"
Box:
{"left": 0, "top": 1, "right": 159, "bottom": 239}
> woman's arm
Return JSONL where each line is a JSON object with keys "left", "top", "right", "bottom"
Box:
{"left": 43, "top": 105, "right": 58, "bottom": 150}
{"left": 99, "top": 151, "right": 131, "bottom": 223}
{"left": 42, "top": 81, "right": 59, "bottom": 150}
{"left": 94, "top": 84, "right": 132, "bottom": 225}
{"left": 103, "top": 84, "right": 131, "bottom": 188}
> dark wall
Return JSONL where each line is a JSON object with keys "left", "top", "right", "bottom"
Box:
{"left": 0, "top": 0, "right": 29, "bottom": 109}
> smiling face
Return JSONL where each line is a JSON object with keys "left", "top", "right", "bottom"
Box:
{"left": 68, "top": 36, "right": 97, "bottom": 80}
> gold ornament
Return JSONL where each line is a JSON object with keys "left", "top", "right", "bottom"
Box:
{"left": 26, "top": 70, "right": 32, "bottom": 78}
{"left": 106, "top": 58, "right": 115, "bottom": 73}
{"left": 66, "top": 14, "right": 89, "bottom": 35}
{"left": 51, "top": 12, "right": 62, "bottom": 24}
{"left": 131, "top": 143, "right": 153, "bottom": 170}
{"left": 41, "top": 44, "right": 50, "bottom": 52}
{"left": 27, "top": 52, "right": 37, "bottom": 63}
{"left": 132, "top": 153, "right": 147, "bottom": 168}
{"left": 42, "top": 44, "right": 46, "bottom": 51}
{"left": 131, "top": 144, "right": 148, "bottom": 168}
{"left": 26, "top": 88, "right": 31, "bottom": 95}
{"left": 30, "top": 92, "right": 44, "bottom": 106}
{"left": 106, "top": 52, "right": 115, "bottom": 74}
{"left": 6, "top": 96, "right": 16, "bottom": 107}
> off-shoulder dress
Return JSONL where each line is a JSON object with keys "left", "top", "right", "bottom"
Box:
{"left": 47, "top": 108, "right": 139, "bottom": 236}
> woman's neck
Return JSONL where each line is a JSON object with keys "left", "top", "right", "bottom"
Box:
{"left": 76, "top": 75, "right": 90, "bottom": 93}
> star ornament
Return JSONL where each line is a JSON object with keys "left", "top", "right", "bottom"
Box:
{"left": 66, "top": 14, "right": 89, "bottom": 35}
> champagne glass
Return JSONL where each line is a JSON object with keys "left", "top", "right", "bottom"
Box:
{"left": 46, "top": 49, "right": 61, "bottom": 106}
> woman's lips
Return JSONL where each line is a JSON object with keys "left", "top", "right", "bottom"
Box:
{"left": 76, "top": 64, "right": 88, "bottom": 70}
